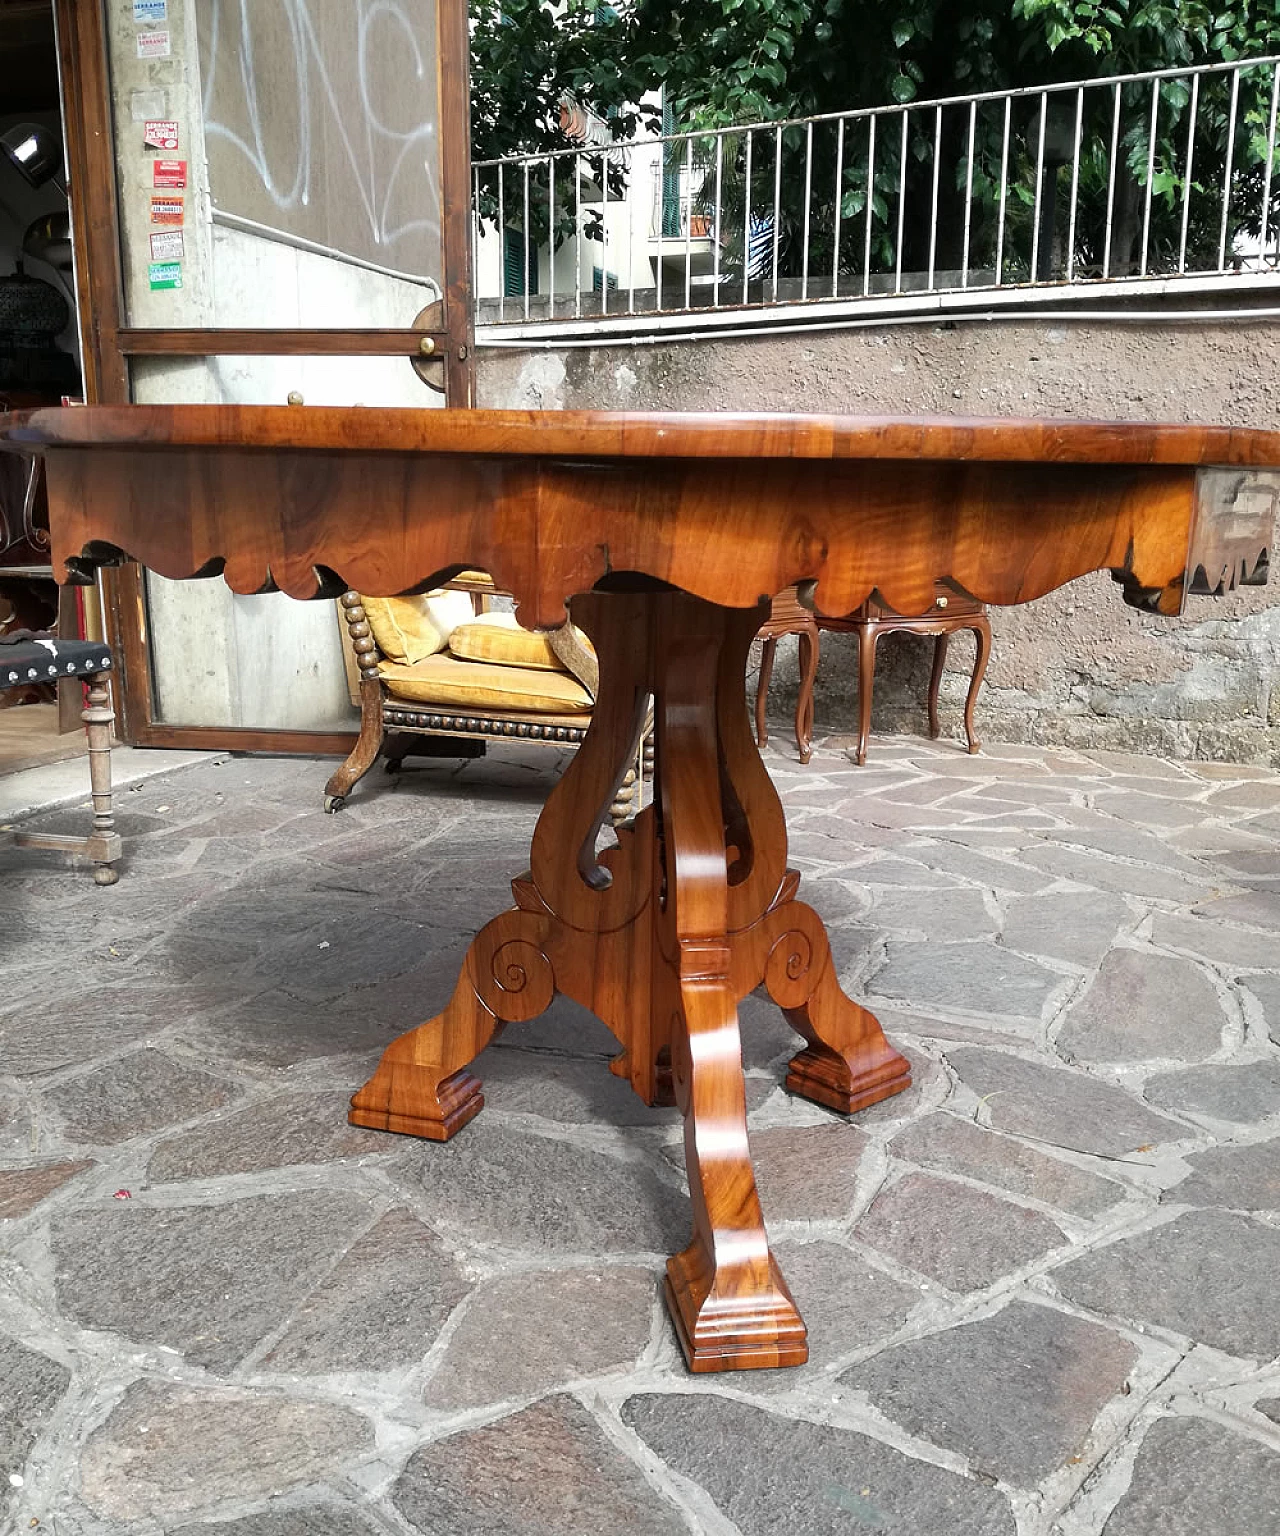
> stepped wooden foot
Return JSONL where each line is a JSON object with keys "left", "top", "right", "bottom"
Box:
{"left": 664, "top": 974, "right": 807, "bottom": 1371}
{"left": 665, "top": 1252, "right": 807, "bottom": 1371}
{"left": 740, "top": 894, "right": 913, "bottom": 1116}
{"left": 349, "top": 908, "right": 553, "bottom": 1138}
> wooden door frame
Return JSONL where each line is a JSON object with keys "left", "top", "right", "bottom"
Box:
{"left": 52, "top": 0, "right": 475, "bottom": 753}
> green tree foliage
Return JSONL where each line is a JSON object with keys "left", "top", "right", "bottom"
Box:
{"left": 471, "top": 0, "right": 1280, "bottom": 284}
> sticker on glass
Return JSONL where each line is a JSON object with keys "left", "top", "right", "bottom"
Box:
{"left": 148, "top": 260, "right": 182, "bottom": 291}
{"left": 143, "top": 120, "right": 178, "bottom": 151}
{"left": 137, "top": 28, "right": 171, "bottom": 58}
{"left": 149, "top": 229, "right": 183, "bottom": 261}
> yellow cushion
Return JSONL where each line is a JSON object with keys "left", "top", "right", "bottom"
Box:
{"left": 448, "top": 612, "right": 564, "bottom": 672}
{"left": 362, "top": 589, "right": 476, "bottom": 665}
{"left": 378, "top": 654, "right": 593, "bottom": 713}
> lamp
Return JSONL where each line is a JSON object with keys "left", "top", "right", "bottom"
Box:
{"left": 1, "top": 122, "right": 65, "bottom": 194}
{"left": 22, "top": 211, "right": 73, "bottom": 275}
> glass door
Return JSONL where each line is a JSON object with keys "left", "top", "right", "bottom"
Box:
{"left": 55, "top": 0, "right": 473, "bottom": 745}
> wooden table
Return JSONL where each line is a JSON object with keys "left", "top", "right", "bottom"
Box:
{"left": 3, "top": 406, "right": 1276, "bottom": 1373}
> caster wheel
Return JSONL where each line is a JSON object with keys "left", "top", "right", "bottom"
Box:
{"left": 324, "top": 794, "right": 346, "bottom": 814}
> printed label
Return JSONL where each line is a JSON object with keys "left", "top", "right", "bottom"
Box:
{"left": 153, "top": 159, "right": 187, "bottom": 189}
{"left": 137, "top": 28, "right": 171, "bottom": 58}
{"left": 149, "top": 195, "right": 184, "bottom": 226}
{"left": 133, "top": 0, "right": 167, "bottom": 20}
{"left": 149, "top": 229, "right": 184, "bottom": 261}
{"left": 143, "top": 119, "right": 178, "bottom": 151}
{"left": 148, "top": 260, "right": 182, "bottom": 291}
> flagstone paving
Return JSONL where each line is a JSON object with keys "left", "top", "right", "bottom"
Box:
{"left": 2, "top": 732, "right": 1280, "bottom": 1534}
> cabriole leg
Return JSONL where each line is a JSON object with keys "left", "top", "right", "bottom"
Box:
{"left": 964, "top": 617, "right": 993, "bottom": 755}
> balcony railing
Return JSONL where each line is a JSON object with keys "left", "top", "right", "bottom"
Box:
{"left": 472, "top": 54, "right": 1280, "bottom": 339}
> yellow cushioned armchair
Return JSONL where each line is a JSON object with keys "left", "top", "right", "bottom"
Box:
{"left": 325, "top": 574, "right": 643, "bottom": 821}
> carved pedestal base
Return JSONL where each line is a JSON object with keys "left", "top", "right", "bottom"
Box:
{"left": 350, "top": 587, "right": 911, "bottom": 1371}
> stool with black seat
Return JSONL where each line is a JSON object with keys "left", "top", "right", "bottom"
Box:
{"left": 0, "top": 634, "right": 121, "bottom": 883}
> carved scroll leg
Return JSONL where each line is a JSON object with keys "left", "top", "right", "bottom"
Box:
{"left": 963, "top": 616, "right": 992, "bottom": 756}
{"left": 349, "top": 909, "right": 554, "bottom": 1140}
{"left": 657, "top": 598, "right": 804, "bottom": 1371}
{"left": 666, "top": 972, "right": 807, "bottom": 1371}
{"left": 764, "top": 902, "right": 912, "bottom": 1115}
{"left": 927, "top": 632, "right": 950, "bottom": 741}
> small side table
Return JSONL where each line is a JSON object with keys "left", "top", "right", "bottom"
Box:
{"left": 754, "top": 584, "right": 819, "bottom": 763}
{"left": 819, "top": 581, "right": 992, "bottom": 765}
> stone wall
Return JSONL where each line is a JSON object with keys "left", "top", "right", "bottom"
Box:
{"left": 476, "top": 314, "right": 1280, "bottom": 763}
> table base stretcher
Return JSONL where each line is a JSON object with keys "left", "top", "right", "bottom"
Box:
{"left": 349, "top": 586, "right": 912, "bottom": 1372}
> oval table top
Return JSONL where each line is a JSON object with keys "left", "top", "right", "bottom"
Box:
{"left": 5, "top": 403, "right": 1280, "bottom": 467}
{"left": 2, "top": 405, "right": 1275, "bottom": 622}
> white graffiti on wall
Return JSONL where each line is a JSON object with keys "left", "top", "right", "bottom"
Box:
{"left": 199, "top": 0, "right": 440, "bottom": 261}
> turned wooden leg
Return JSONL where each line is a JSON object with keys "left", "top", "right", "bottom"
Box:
{"left": 609, "top": 765, "right": 638, "bottom": 825}
{"left": 854, "top": 621, "right": 879, "bottom": 766}
{"left": 754, "top": 636, "right": 776, "bottom": 749}
{"left": 349, "top": 907, "right": 553, "bottom": 1139}
{"left": 655, "top": 603, "right": 805, "bottom": 1371}
{"left": 963, "top": 616, "right": 992, "bottom": 755}
{"left": 12, "top": 670, "right": 123, "bottom": 882}
{"left": 84, "top": 672, "right": 121, "bottom": 885}
{"left": 927, "top": 631, "right": 950, "bottom": 740}
{"left": 794, "top": 624, "right": 819, "bottom": 764}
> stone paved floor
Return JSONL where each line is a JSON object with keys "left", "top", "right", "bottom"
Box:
{"left": 3, "top": 730, "right": 1280, "bottom": 1536}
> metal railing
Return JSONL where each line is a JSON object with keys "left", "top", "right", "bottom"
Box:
{"left": 472, "top": 54, "right": 1280, "bottom": 339}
